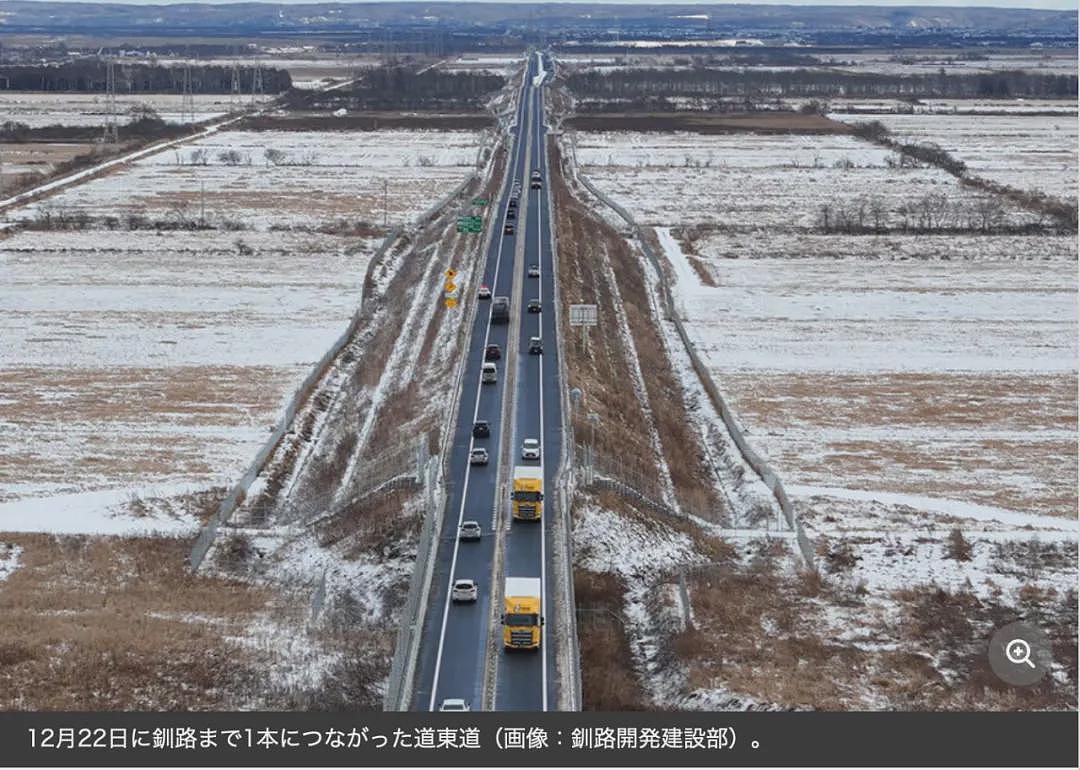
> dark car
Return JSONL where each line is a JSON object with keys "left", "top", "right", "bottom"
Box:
{"left": 508, "top": 197, "right": 518, "bottom": 209}
{"left": 527, "top": 299, "right": 541, "bottom": 313}
{"left": 472, "top": 420, "right": 490, "bottom": 438}
{"left": 506, "top": 208, "right": 517, "bottom": 220}
{"left": 504, "top": 223, "right": 515, "bottom": 236}
{"left": 528, "top": 336, "right": 543, "bottom": 354}
{"left": 485, "top": 344, "right": 501, "bottom": 361}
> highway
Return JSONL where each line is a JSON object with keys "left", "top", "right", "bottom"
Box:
{"left": 411, "top": 51, "right": 563, "bottom": 712}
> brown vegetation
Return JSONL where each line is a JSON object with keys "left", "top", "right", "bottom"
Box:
{"left": 574, "top": 569, "right": 649, "bottom": 710}
{"left": 0, "top": 534, "right": 274, "bottom": 709}
{"left": 567, "top": 111, "right": 849, "bottom": 135}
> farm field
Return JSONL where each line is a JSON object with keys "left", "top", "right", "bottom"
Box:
{"left": 830, "top": 111, "right": 1078, "bottom": 200}
{"left": 14, "top": 129, "right": 483, "bottom": 230}
{"left": 572, "top": 128, "right": 1077, "bottom": 636}
{"left": 0, "top": 141, "right": 101, "bottom": 194}
{"left": 0, "top": 127, "right": 483, "bottom": 524}
{"left": 574, "top": 131, "right": 1038, "bottom": 230}
{"left": 0, "top": 229, "right": 376, "bottom": 519}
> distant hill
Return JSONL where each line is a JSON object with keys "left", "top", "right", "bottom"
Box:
{"left": 0, "top": 2, "right": 1074, "bottom": 41}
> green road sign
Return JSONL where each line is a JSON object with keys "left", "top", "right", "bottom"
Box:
{"left": 456, "top": 215, "right": 483, "bottom": 234}
{"left": 472, "top": 197, "right": 488, "bottom": 206}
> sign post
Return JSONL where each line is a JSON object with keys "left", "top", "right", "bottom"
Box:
{"left": 569, "top": 303, "right": 598, "bottom": 355}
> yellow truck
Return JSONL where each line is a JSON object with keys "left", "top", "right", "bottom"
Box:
{"left": 511, "top": 465, "right": 543, "bottom": 520}
{"left": 503, "top": 577, "right": 543, "bottom": 650}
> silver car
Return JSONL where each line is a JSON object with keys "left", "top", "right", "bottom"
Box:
{"left": 451, "top": 579, "right": 478, "bottom": 603}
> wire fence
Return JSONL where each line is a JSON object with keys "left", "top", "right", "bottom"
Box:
{"left": 572, "top": 164, "right": 816, "bottom": 572}
{"left": 188, "top": 225, "right": 403, "bottom": 571}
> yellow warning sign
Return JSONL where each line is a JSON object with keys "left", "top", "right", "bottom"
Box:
{"left": 445, "top": 296, "right": 458, "bottom": 309}
{"left": 445, "top": 269, "right": 457, "bottom": 280}
{"left": 444, "top": 281, "right": 458, "bottom": 294}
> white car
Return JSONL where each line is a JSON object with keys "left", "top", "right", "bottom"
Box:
{"left": 527, "top": 264, "right": 540, "bottom": 278}
{"left": 439, "top": 698, "right": 471, "bottom": 711}
{"left": 521, "top": 438, "right": 540, "bottom": 460}
{"left": 451, "top": 579, "right": 478, "bottom": 603}
{"left": 469, "top": 447, "right": 489, "bottom": 465}
{"left": 459, "top": 521, "right": 482, "bottom": 541}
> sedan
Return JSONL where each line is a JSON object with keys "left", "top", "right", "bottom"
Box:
{"left": 440, "top": 698, "right": 471, "bottom": 711}
{"left": 526, "top": 299, "right": 541, "bottom": 313}
{"left": 459, "top": 521, "right": 482, "bottom": 541}
{"left": 485, "top": 344, "right": 502, "bottom": 361}
{"left": 472, "top": 420, "right": 490, "bottom": 439}
{"left": 521, "top": 438, "right": 541, "bottom": 460}
{"left": 469, "top": 447, "right": 489, "bottom": 466}
{"left": 527, "top": 264, "right": 540, "bottom": 278}
{"left": 528, "top": 336, "right": 543, "bottom": 355}
{"left": 451, "top": 579, "right": 478, "bottom": 603}
{"left": 504, "top": 223, "right": 515, "bottom": 236}
{"left": 477, "top": 284, "right": 491, "bottom": 300}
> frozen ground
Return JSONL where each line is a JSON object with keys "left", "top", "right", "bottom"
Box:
{"left": 0, "top": 541, "right": 20, "bottom": 581}
{"left": 14, "top": 129, "right": 483, "bottom": 230}
{"left": 830, "top": 111, "right": 1078, "bottom": 200}
{"left": 656, "top": 227, "right": 1077, "bottom": 521}
{"left": 576, "top": 131, "right": 1036, "bottom": 230}
{"left": 0, "top": 228, "right": 376, "bottom": 519}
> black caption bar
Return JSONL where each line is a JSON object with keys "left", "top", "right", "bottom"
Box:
{"left": 0, "top": 712, "right": 1075, "bottom": 767}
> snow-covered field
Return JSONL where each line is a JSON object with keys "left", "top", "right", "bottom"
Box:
{"left": 830, "top": 112, "right": 1078, "bottom": 200}
{"left": 0, "top": 229, "right": 377, "bottom": 518}
{"left": 576, "top": 132, "right": 1037, "bottom": 229}
{"left": 655, "top": 227, "right": 1077, "bottom": 523}
{"left": 571, "top": 125, "right": 1077, "bottom": 672}
{"left": 0, "top": 92, "right": 274, "bottom": 127}
{"left": 14, "top": 129, "right": 482, "bottom": 230}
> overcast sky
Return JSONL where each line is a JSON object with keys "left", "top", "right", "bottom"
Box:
{"left": 33, "top": 0, "right": 1080, "bottom": 9}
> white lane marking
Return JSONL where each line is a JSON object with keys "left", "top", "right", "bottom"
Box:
{"left": 428, "top": 75, "right": 530, "bottom": 712}
{"left": 535, "top": 82, "right": 550, "bottom": 713}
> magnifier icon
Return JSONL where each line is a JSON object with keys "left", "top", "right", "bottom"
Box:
{"left": 1005, "top": 638, "right": 1035, "bottom": 669}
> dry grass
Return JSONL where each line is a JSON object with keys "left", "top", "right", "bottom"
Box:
{"left": 722, "top": 370, "right": 1078, "bottom": 517}
{"left": 676, "top": 555, "right": 1078, "bottom": 710}
{"left": 566, "top": 111, "right": 851, "bottom": 135}
{"left": 552, "top": 136, "right": 724, "bottom": 516}
{"left": 575, "top": 568, "right": 650, "bottom": 710}
{"left": 0, "top": 533, "right": 275, "bottom": 709}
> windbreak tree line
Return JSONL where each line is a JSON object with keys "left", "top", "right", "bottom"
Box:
{"left": 0, "top": 62, "right": 291, "bottom": 93}
{"left": 567, "top": 68, "right": 1078, "bottom": 101}
{"left": 304, "top": 67, "right": 506, "bottom": 111}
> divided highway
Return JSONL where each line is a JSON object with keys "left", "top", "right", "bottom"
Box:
{"left": 411, "top": 52, "right": 564, "bottom": 711}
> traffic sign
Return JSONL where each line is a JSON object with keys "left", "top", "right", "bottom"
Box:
{"left": 472, "top": 197, "right": 488, "bottom": 206}
{"left": 444, "top": 281, "right": 457, "bottom": 293}
{"left": 445, "top": 269, "right": 457, "bottom": 279}
{"left": 445, "top": 296, "right": 458, "bottom": 309}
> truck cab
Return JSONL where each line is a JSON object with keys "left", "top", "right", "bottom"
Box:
{"left": 503, "top": 576, "right": 543, "bottom": 650}
{"left": 511, "top": 465, "right": 543, "bottom": 520}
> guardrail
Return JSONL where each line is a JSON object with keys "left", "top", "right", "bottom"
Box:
{"left": 569, "top": 154, "right": 816, "bottom": 573}
{"left": 383, "top": 122, "right": 513, "bottom": 711}
{"left": 384, "top": 456, "right": 441, "bottom": 711}
{"left": 544, "top": 93, "right": 583, "bottom": 711}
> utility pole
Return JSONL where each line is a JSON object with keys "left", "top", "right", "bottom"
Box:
{"left": 181, "top": 61, "right": 194, "bottom": 124}
{"left": 103, "top": 58, "right": 118, "bottom": 143}
{"left": 230, "top": 59, "right": 241, "bottom": 108}
{"left": 251, "top": 62, "right": 263, "bottom": 106}
{"left": 383, "top": 179, "right": 389, "bottom": 228}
